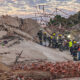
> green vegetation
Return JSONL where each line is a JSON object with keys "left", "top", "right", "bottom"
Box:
{"left": 48, "top": 11, "right": 80, "bottom": 28}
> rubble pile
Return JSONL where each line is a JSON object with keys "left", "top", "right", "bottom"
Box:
{"left": 0, "top": 15, "right": 40, "bottom": 41}
{"left": 0, "top": 15, "right": 78, "bottom": 80}
{"left": 11, "top": 61, "right": 80, "bottom": 79}
{"left": 71, "top": 23, "right": 80, "bottom": 41}
{"left": 1, "top": 61, "right": 80, "bottom": 80}
{"left": 0, "top": 15, "right": 41, "bottom": 48}
{"left": 72, "top": 23, "right": 80, "bottom": 30}
{"left": 0, "top": 15, "right": 21, "bottom": 28}
{"left": 22, "top": 18, "right": 40, "bottom": 38}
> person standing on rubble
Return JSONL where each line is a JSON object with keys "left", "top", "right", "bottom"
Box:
{"left": 37, "top": 29, "right": 43, "bottom": 45}
{"left": 77, "top": 45, "right": 80, "bottom": 60}
{"left": 69, "top": 40, "right": 73, "bottom": 48}
{"left": 69, "top": 40, "right": 73, "bottom": 54}
{"left": 52, "top": 33, "right": 57, "bottom": 48}
{"left": 70, "top": 45, "right": 74, "bottom": 55}
{"left": 43, "top": 32, "right": 47, "bottom": 46}
{"left": 47, "top": 36, "right": 53, "bottom": 47}
{"left": 73, "top": 44, "right": 79, "bottom": 61}
{"left": 58, "top": 34, "right": 63, "bottom": 51}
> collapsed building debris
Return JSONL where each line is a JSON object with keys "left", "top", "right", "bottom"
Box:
{"left": 0, "top": 15, "right": 43, "bottom": 49}
{"left": 0, "top": 15, "right": 42, "bottom": 46}
{"left": 1, "top": 61, "right": 80, "bottom": 80}
{"left": 0, "top": 15, "right": 79, "bottom": 80}
{"left": 3, "top": 24, "right": 33, "bottom": 40}
{"left": 11, "top": 61, "right": 80, "bottom": 79}
{"left": 0, "top": 15, "right": 40, "bottom": 38}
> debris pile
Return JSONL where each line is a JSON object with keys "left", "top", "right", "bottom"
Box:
{"left": 0, "top": 15, "right": 40, "bottom": 41}
{"left": 1, "top": 61, "right": 80, "bottom": 80}
{"left": 0, "top": 15, "right": 77, "bottom": 80}
{"left": 11, "top": 61, "right": 80, "bottom": 79}
{"left": 71, "top": 23, "right": 80, "bottom": 41}
{"left": 0, "top": 15, "right": 21, "bottom": 28}
{"left": 72, "top": 23, "right": 80, "bottom": 30}
{"left": 0, "top": 15, "right": 41, "bottom": 48}
{"left": 22, "top": 18, "right": 40, "bottom": 38}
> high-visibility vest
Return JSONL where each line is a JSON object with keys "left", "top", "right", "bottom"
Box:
{"left": 69, "top": 41, "right": 73, "bottom": 48}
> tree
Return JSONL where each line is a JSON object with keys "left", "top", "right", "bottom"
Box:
{"left": 48, "top": 11, "right": 80, "bottom": 28}
{"left": 78, "top": 11, "right": 80, "bottom": 21}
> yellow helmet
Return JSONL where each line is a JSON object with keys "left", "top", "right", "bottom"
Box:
{"left": 50, "top": 36, "right": 53, "bottom": 39}
{"left": 53, "top": 33, "right": 56, "bottom": 36}
{"left": 59, "top": 34, "right": 62, "bottom": 37}
{"left": 73, "top": 41, "right": 77, "bottom": 44}
{"left": 44, "top": 32, "right": 46, "bottom": 34}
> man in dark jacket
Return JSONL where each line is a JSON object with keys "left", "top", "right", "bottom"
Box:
{"left": 70, "top": 45, "right": 74, "bottom": 55}
{"left": 73, "top": 45, "right": 79, "bottom": 61}
{"left": 47, "top": 36, "right": 53, "bottom": 47}
{"left": 43, "top": 32, "right": 47, "bottom": 46}
{"left": 52, "top": 37, "right": 57, "bottom": 48}
{"left": 37, "top": 30, "right": 43, "bottom": 45}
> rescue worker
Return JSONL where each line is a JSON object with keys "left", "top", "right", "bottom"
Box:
{"left": 58, "top": 34, "right": 63, "bottom": 44}
{"left": 77, "top": 45, "right": 80, "bottom": 60}
{"left": 69, "top": 40, "right": 73, "bottom": 48}
{"left": 63, "top": 39, "right": 68, "bottom": 50}
{"left": 53, "top": 33, "right": 56, "bottom": 37}
{"left": 43, "top": 32, "right": 47, "bottom": 46}
{"left": 73, "top": 44, "right": 78, "bottom": 61}
{"left": 71, "top": 40, "right": 77, "bottom": 56}
{"left": 37, "top": 29, "right": 43, "bottom": 45}
{"left": 47, "top": 36, "right": 53, "bottom": 47}
{"left": 69, "top": 40, "right": 73, "bottom": 54}
{"left": 58, "top": 34, "right": 63, "bottom": 51}
{"left": 73, "top": 40, "right": 77, "bottom": 46}
{"left": 65, "top": 39, "right": 69, "bottom": 50}
{"left": 70, "top": 45, "right": 74, "bottom": 55}
{"left": 52, "top": 33, "right": 57, "bottom": 48}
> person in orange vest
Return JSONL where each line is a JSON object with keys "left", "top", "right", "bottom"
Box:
{"left": 77, "top": 45, "right": 80, "bottom": 60}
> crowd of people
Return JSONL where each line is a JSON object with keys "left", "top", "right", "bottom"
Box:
{"left": 37, "top": 29, "right": 80, "bottom": 61}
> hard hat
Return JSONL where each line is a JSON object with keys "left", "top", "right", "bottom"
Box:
{"left": 53, "top": 33, "right": 56, "bottom": 36}
{"left": 44, "top": 32, "right": 46, "bottom": 34}
{"left": 73, "top": 41, "right": 77, "bottom": 44}
{"left": 50, "top": 36, "right": 53, "bottom": 39}
{"left": 59, "top": 34, "right": 62, "bottom": 37}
